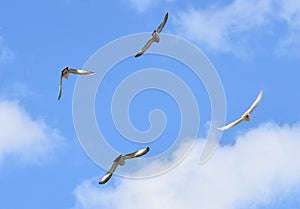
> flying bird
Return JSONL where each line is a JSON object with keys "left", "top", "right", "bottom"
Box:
{"left": 57, "top": 67, "right": 95, "bottom": 100}
{"left": 99, "top": 147, "right": 150, "bottom": 185}
{"left": 135, "top": 12, "right": 168, "bottom": 57}
{"left": 217, "top": 90, "right": 263, "bottom": 131}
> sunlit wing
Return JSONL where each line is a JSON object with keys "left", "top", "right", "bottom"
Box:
{"left": 135, "top": 38, "right": 155, "bottom": 57}
{"left": 124, "top": 147, "right": 150, "bottom": 159}
{"left": 68, "top": 69, "right": 95, "bottom": 75}
{"left": 157, "top": 12, "right": 168, "bottom": 33}
{"left": 245, "top": 90, "right": 263, "bottom": 115}
{"left": 99, "top": 162, "right": 119, "bottom": 184}
{"left": 217, "top": 117, "right": 244, "bottom": 131}
{"left": 57, "top": 75, "right": 63, "bottom": 100}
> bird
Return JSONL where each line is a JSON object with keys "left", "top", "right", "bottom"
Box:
{"left": 57, "top": 67, "right": 95, "bottom": 100}
{"left": 217, "top": 90, "right": 263, "bottom": 131}
{"left": 99, "top": 147, "right": 150, "bottom": 184}
{"left": 135, "top": 12, "right": 168, "bottom": 57}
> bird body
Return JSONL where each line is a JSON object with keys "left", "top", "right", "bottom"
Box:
{"left": 152, "top": 31, "right": 160, "bottom": 42}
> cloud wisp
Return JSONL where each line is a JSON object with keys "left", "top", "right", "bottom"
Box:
{"left": 127, "top": 0, "right": 172, "bottom": 13}
{"left": 0, "top": 100, "right": 63, "bottom": 167}
{"left": 174, "top": 0, "right": 300, "bottom": 58}
{"left": 276, "top": 1, "right": 300, "bottom": 56}
{"left": 0, "top": 34, "right": 14, "bottom": 63}
{"left": 71, "top": 121, "right": 300, "bottom": 209}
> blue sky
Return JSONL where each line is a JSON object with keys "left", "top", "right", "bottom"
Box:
{"left": 0, "top": 0, "right": 300, "bottom": 209}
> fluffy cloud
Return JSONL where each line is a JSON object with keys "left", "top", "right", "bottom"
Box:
{"left": 71, "top": 121, "right": 300, "bottom": 209}
{"left": 174, "top": 0, "right": 300, "bottom": 57}
{"left": 0, "top": 100, "right": 63, "bottom": 166}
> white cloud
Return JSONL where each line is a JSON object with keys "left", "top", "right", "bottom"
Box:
{"left": 0, "top": 82, "right": 33, "bottom": 99}
{"left": 127, "top": 0, "right": 152, "bottom": 12}
{"left": 174, "top": 0, "right": 300, "bottom": 57}
{"left": 127, "top": 0, "right": 172, "bottom": 13}
{"left": 174, "top": 0, "right": 274, "bottom": 56}
{"left": 71, "top": 121, "right": 300, "bottom": 209}
{"left": 0, "top": 100, "right": 63, "bottom": 166}
{"left": 276, "top": 1, "right": 300, "bottom": 56}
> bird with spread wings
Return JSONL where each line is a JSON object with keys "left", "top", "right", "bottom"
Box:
{"left": 57, "top": 67, "right": 95, "bottom": 100}
{"left": 218, "top": 90, "right": 263, "bottom": 131}
{"left": 135, "top": 12, "right": 168, "bottom": 57}
{"left": 99, "top": 147, "right": 150, "bottom": 184}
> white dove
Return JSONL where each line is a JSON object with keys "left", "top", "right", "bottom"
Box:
{"left": 135, "top": 12, "right": 168, "bottom": 57}
{"left": 99, "top": 147, "right": 150, "bottom": 185}
{"left": 218, "top": 90, "right": 263, "bottom": 131}
{"left": 57, "top": 67, "right": 95, "bottom": 100}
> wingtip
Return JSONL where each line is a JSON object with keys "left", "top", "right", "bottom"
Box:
{"left": 164, "top": 12, "right": 169, "bottom": 20}
{"left": 57, "top": 93, "right": 61, "bottom": 101}
{"left": 217, "top": 125, "right": 229, "bottom": 131}
{"left": 135, "top": 54, "right": 141, "bottom": 58}
{"left": 142, "top": 147, "right": 150, "bottom": 154}
{"left": 134, "top": 147, "right": 150, "bottom": 157}
{"left": 143, "top": 146, "right": 150, "bottom": 155}
{"left": 99, "top": 173, "right": 112, "bottom": 185}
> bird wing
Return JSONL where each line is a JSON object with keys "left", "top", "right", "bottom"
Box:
{"left": 57, "top": 75, "right": 63, "bottom": 100}
{"left": 68, "top": 69, "right": 95, "bottom": 75}
{"left": 135, "top": 38, "right": 155, "bottom": 57}
{"left": 123, "top": 147, "right": 150, "bottom": 159}
{"left": 245, "top": 90, "right": 263, "bottom": 115}
{"left": 99, "top": 162, "right": 119, "bottom": 185}
{"left": 157, "top": 12, "right": 168, "bottom": 33}
{"left": 217, "top": 117, "right": 244, "bottom": 131}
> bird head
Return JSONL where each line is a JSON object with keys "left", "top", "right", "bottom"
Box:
{"left": 62, "top": 67, "right": 69, "bottom": 79}
{"left": 244, "top": 114, "right": 250, "bottom": 121}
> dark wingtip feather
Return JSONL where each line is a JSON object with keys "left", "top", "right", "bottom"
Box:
{"left": 57, "top": 91, "right": 62, "bottom": 100}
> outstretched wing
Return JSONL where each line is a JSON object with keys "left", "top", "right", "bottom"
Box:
{"left": 217, "top": 117, "right": 244, "bottom": 131}
{"left": 135, "top": 38, "right": 155, "bottom": 57}
{"left": 68, "top": 69, "right": 95, "bottom": 75}
{"left": 57, "top": 75, "right": 63, "bottom": 100}
{"left": 157, "top": 12, "right": 168, "bottom": 33}
{"left": 124, "top": 147, "right": 150, "bottom": 159}
{"left": 245, "top": 90, "right": 263, "bottom": 115}
{"left": 99, "top": 162, "right": 119, "bottom": 185}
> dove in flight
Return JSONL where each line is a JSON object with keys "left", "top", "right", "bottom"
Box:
{"left": 99, "top": 147, "right": 150, "bottom": 184}
{"left": 57, "top": 67, "right": 95, "bottom": 100}
{"left": 217, "top": 90, "right": 263, "bottom": 131}
{"left": 135, "top": 12, "right": 168, "bottom": 57}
